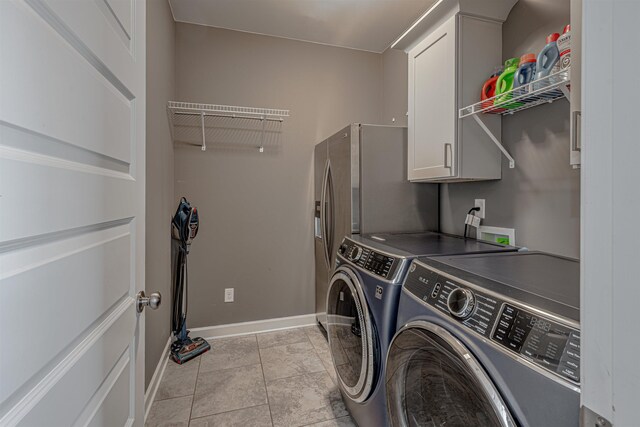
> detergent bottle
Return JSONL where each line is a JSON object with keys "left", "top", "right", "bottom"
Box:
{"left": 494, "top": 58, "right": 521, "bottom": 109}
{"left": 513, "top": 54, "right": 537, "bottom": 104}
{"left": 514, "top": 54, "right": 537, "bottom": 88}
{"left": 480, "top": 66, "right": 504, "bottom": 111}
{"left": 535, "top": 32, "right": 560, "bottom": 83}
{"left": 556, "top": 25, "right": 571, "bottom": 71}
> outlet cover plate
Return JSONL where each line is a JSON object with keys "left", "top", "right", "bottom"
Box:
{"left": 474, "top": 199, "right": 486, "bottom": 219}
{"left": 224, "top": 288, "right": 234, "bottom": 303}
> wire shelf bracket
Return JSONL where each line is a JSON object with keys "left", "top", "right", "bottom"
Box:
{"left": 167, "top": 101, "right": 290, "bottom": 152}
{"left": 473, "top": 114, "right": 515, "bottom": 168}
{"left": 458, "top": 68, "right": 571, "bottom": 169}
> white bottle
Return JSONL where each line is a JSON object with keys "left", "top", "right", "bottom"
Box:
{"left": 556, "top": 24, "right": 571, "bottom": 72}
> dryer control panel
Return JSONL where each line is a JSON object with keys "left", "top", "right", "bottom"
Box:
{"left": 338, "top": 239, "right": 398, "bottom": 280}
{"left": 403, "top": 261, "right": 581, "bottom": 386}
{"left": 492, "top": 304, "right": 581, "bottom": 383}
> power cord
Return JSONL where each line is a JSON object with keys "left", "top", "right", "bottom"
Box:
{"left": 464, "top": 207, "right": 481, "bottom": 239}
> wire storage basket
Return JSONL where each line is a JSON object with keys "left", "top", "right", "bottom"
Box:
{"left": 459, "top": 69, "right": 570, "bottom": 118}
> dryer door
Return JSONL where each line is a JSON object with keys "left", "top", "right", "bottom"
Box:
{"left": 326, "top": 266, "right": 376, "bottom": 403}
{"left": 385, "top": 321, "right": 516, "bottom": 427}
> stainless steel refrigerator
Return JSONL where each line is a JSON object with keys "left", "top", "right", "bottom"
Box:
{"left": 314, "top": 124, "right": 438, "bottom": 328}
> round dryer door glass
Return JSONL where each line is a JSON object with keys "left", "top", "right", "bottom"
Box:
{"left": 326, "top": 268, "right": 376, "bottom": 403}
{"left": 386, "top": 322, "right": 515, "bottom": 427}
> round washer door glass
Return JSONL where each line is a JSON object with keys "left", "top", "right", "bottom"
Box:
{"left": 326, "top": 267, "right": 375, "bottom": 403}
{"left": 386, "top": 322, "right": 515, "bottom": 427}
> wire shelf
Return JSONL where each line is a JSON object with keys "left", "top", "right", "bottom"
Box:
{"left": 167, "top": 101, "right": 290, "bottom": 152}
{"left": 458, "top": 68, "right": 570, "bottom": 169}
{"left": 459, "top": 69, "right": 570, "bottom": 118}
{"left": 168, "top": 101, "right": 290, "bottom": 120}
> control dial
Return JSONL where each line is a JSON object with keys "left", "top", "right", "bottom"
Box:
{"left": 348, "top": 245, "right": 363, "bottom": 262}
{"left": 338, "top": 243, "right": 348, "bottom": 255}
{"left": 447, "top": 288, "right": 476, "bottom": 319}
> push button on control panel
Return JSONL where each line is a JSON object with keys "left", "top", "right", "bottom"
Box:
{"left": 431, "top": 283, "right": 441, "bottom": 299}
{"left": 557, "top": 332, "right": 581, "bottom": 382}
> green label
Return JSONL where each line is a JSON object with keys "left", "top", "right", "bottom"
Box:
{"left": 496, "top": 237, "right": 510, "bottom": 245}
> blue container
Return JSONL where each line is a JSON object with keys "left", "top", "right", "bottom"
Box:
{"left": 514, "top": 53, "right": 537, "bottom": 88}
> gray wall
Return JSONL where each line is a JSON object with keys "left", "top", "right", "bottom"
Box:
{"left": 439, "top": 0, "right": 579, "bottom": 257}
{"left": 381, "top": 48, "right": 409, "bottom": 126}
{"left": 174, "top": 24, "right": 384, "bottom": 327}
{"left": 145, "top": 0, "right": 175, "bottom": 389}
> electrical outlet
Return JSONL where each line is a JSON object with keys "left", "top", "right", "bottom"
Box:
{"left": 474, "top": 199, "right": 486, "bottom": 219}
{"left": 224, "top": 288, "right": 234, "bottom": 303}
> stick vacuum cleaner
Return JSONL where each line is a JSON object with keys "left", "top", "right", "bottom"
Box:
{"left": 170, "top": 197, "right": 210, "bottom": 364}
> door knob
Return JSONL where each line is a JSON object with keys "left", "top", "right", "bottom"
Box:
{"left": 136, "top": 290, "right": 162, "bottom": 313}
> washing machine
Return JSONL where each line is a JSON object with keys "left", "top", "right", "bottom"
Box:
{"left": 386, "top": 251, "right": 580, "bottom": 427}
{"left": 325, "top": 232, "right": 517, "bottom": 426}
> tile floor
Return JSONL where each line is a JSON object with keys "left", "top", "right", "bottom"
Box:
{"left": 146, "top": 325, "right": 356, "bottom": 427}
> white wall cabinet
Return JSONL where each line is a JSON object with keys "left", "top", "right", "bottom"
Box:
{"left": 408, "top": 14, "right": 503, "bottom": 182}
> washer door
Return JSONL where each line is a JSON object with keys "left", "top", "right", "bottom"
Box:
{"left": 326, "top": 266, "right": 376, "bottom": 403}
{"left": 385, "top": 321, "right": 516, "bottom": 427}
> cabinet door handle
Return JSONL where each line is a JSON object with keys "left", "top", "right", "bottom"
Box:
{"left": 572, "top": 111, "right": 581, "bottom": 152}
{"left": 444, "top": 143, "right": 453, "bottom": 168}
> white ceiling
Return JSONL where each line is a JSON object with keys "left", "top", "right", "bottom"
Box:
{"left": 168, "top": 0, "right": 438, "bottom": 53}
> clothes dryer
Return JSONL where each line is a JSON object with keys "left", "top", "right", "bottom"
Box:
{"left": 387, "top": 251, "right": 580, "bottom": 427}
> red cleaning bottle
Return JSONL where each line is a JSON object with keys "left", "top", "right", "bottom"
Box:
{"left": 480, "top": 66, "right": 504, "bottom": 112}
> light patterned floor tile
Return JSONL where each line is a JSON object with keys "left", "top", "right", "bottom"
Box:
{"left": 189, "top": 404, "right": 272, "bottom": 427}
{"left": 257, "top": 328, "right": 309, "bottom": 349}
{"left": 199, "top": 335, "right": 260, "bottom": 373}
{"left": 266, "top": 371, "right": 348, "bottom": 427}
{"left": 146, "top": 395, "right": 192, "bottom": 427}
{"left": 260, "top": 341, "right": 325, "bottom": 381}
{"left": 155, "top": 357, "right": 200, "bottom": 401}
{"left": 191, "top": 364, "right": 267, "bottom": 419}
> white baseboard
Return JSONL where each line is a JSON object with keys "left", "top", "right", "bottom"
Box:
{"left": 191, "top": 313, "right": 317, "bottom": 340}
{"left": 144, "top": 336, "right": 171, "bottom": 421}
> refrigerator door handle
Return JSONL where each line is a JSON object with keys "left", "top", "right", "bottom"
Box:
{"left": 326, "top": 163, "right": 335, "bottom": 267}
{"left": 320, "top": 160, "right": 331, "bottom": 267}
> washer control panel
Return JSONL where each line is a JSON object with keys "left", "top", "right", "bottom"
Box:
{"left": 403, "top": 261, "right": 581, "bottom": 385}
{"left": 338, "top": 239, "right": 397, "bottom": 280}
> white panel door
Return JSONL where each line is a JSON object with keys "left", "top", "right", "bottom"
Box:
{"left": 408, "top": 15, "right": 456, "bottom": 181}
{"left": 0, "top": 0, "right": 146, "bottom": 426}
{"left": 581, "top": 0, "right": 640, "bottom": 425}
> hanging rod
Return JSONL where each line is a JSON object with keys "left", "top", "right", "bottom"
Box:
{"left": 173, "top": 111, "right": 284, "bottom": 123}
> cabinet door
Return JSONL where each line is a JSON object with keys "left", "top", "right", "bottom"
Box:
{"left": 569, "top": 0, "right": 581, "bottom": 168}
{"left": 408, "top": 16, "right": 456, "bottom": 181}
